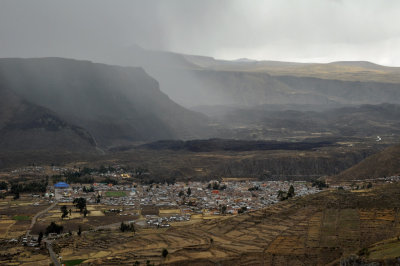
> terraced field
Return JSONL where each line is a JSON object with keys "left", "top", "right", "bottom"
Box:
{"left": 51, "top": 183, "right": 400, "bottom": 265}
{"left": 0, "top": 197, "right": 51, "bottom": 239}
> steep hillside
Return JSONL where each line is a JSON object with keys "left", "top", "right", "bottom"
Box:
{"left": 0, "top": 58, "right": 211, "bottom": 148}
{"left": 189, "top": 70, "right": 336, "bottom": 106}
{"left": 93, "top": 46, "right": 400, "bottom": 108}
{"left": 276, "top": 75, "right": 400, "bottom": 105}
{"left": 0, "top": 86, "right": 96, "bottom": 152}
{"left": 333, "top": 144, "right": 400, "bottom": 181}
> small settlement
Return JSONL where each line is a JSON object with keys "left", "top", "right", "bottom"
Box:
{"left": 51, "top": 178, "right": 320, "bottom": 227}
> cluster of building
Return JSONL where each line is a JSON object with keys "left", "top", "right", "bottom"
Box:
{"left": 50, "top": 180, "right": 320, "bottom": 219}
{"left": 21, "top": 236, "right": 39, "bottom": 247}
{"left": 137, "top": 180, "right": 319, "bottom": 215}
{"left": 11, "top": 166, "right": 45, "bottom": 174}
{"left": 144, "top": 215, "right": 190, "bottom": 227}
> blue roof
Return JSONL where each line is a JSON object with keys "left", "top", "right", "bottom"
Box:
{"left": 54, "top": 182, "right": 69, "bottom": 188}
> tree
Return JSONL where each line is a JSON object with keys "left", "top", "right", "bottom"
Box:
{"left": 120, "top": 222, "right": 135, "bottom": 233}
{"left": 187, "top": 187, "right": 191, "bottom": 196}
{"left": 0, "top": 181, "right": 8, "bottom": 190}
{"left": 277, "top": 190, "right": 286, "bottom": 201}
{"left": 312, "top": 180, "right": 328, "bottom": 190}
{"left": 212, "top": 182, "right": 220, "bottom": 190}
{"left": 120, "top": 222, "right": 126, "bottom": 232}
{"left": 13, "top": 192, "right": 20, "bottom": 200}
{"left": 287, "top": 185, "right": 295, "bottom": 198}
{"left": 238, "top": 206, "right": 247, "bottom": 214}
{"left": 60, "top": 205, "right": 68, "bottom": 219}
{"left": 38, "top": 232, "right": 43, "bottom": 245}
{"left": 96, "top": 194, "right": 101, "bottom": 203}
{"left": 162, "top": 248, "right": 168, "bottom": 258}
{"left": 73, "top": 197, "right": 86, "bottom": 213}
{"left": 221, "top": 205, "right": 227, "bottom": 214}
{"left": 83, "top": 208, "right": 89, "bottom": 217}
{"left": 45, "top": 222, "right": 63, "bottom": 235}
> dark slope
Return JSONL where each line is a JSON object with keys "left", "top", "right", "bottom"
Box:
{"left": 0, "top": 58, "right": 211, "bottom": 148}
{"left": 141, "top": 139, "right": 333, "bottom": 152}
{"left": 194, "top": 103, "right": 400, "bottom": 140}
{"left": 0, "top": 86, "right": 96, "bottom": 152}
{"left": 333, "top": 144, "right": 400, "bottom": 181}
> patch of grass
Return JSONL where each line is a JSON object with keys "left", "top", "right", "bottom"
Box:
{"left": 368, "top": 240, "right": 400, "bottom": 260}
{"left": 105, "top": 191, "right": 126, "bottom": 197}
{"left": 12, "top": 215, "right": 30, "bottom": 221}
{"left": 61, "top": 259, "right": 85, "bottom": 266}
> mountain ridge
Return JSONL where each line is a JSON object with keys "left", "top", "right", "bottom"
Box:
{"left": 89, "top": 46, "right": 400, "bottom": 108}
{"left": 0, "top": 57, "right": 213, "bottom": 151}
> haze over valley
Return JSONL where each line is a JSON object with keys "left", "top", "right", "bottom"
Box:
{"left": 1, "top": 1, "right": 400, "bottom": 265}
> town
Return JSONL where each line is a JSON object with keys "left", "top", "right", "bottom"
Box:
{"left": 53, "top": 179, "right": 320, "bottom": 224}
{"left": 1, "top": 164, "right": 400, "bottom": 265}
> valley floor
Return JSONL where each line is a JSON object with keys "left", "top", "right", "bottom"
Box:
{"left": 3, "top": 182, "right": 400, "bottom": 265}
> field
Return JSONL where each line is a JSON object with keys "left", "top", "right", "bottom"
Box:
{"left": 61, "top": 259, "right": 86, "bottom": 266}
{"left": 45, "top": 183, "right": 400, "bottom": 265}
{"left": 0, "top": 136, "right": 385, "bottom": 183}
{"left": 0, "top": 196, "right": 51, "bottom": 239}
{"left": 12, "top": 215, "right": 30, "bottom": 221}
{"left": 105, "top": 191, "right": 127, "bottom": 197}
{"left": 2, "top": 179, "right": 400, "bottom": 265}
{"left": 368, "top": 239, "right": 400, "bottom": 260}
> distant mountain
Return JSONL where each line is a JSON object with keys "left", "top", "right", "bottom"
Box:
{"left": 333, "top": 144, "right": 400, "bottom": 181}
{"left": 0, "top": 58, "right": 212, "bottom": 151}
{"left": 193, "top": 103, "right": 400, "bottom": 140}
{"left": 328, "top": 60, "right": 387, "bottom": 70}
{"left": 91, "top": 46, "right": 400, "bottom": 108}
{"left": 233, "top": 58, "right": 258, "bottom": 63}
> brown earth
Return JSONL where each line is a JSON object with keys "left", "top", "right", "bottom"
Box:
{"left": 49, "top": 183, "right": 400, "bottom": 265}
{"left": 332, "top": 144, "right": 400, "bottom": 182}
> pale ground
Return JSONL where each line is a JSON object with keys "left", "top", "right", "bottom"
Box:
{"left": 0, "top": 219, "right": 16, "bottom": 238}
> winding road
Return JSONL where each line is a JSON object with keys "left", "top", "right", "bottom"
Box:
{"left": 26, "top": 201, "right": 58, "bottom": 237}
{"left": 26, "top": 201, "right": 60, "bottom": 265}
{"left": 44, "top": 239, "right": 61, "bottom": 266}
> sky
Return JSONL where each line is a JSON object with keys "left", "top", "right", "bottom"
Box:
{"left": 1, "top": 0, "right": 400, "bottom": 66}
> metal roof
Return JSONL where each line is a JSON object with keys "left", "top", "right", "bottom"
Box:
{"left": 54, "top": 182, "right": 69, "bottom": 188}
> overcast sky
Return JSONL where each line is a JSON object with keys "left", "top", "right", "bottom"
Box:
{"left": 1, "top": 0, "right": 400, "bottom": 66}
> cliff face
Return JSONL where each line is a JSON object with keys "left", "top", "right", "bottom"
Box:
{"left": 0, "top": 58, "right": 212, "bottom": 150}
{"left": 214, "top": 151, "right": 375, "bottom": 180}
{"left": 92, "top": 46, "right": 400, "bottom": 108}
{"left": 0, "top": 84, "right": 97, "bottom": 152}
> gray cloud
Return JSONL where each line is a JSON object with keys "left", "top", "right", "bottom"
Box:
{"left": 1, "top": 0, "right": 400, "bottom": 65}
